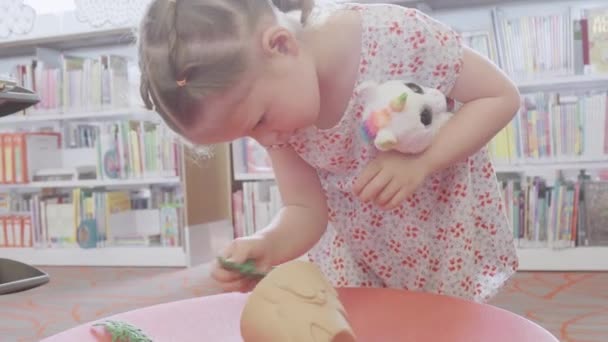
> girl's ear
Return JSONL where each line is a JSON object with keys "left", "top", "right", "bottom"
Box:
{"left": 355, "top": 81, "right": 379, "bottom": 101}
{"left": 261, "top": 26, "right": 299, "bottom": 57}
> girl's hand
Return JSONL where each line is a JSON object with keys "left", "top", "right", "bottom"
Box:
{"left": 211, "top": 235, "right": 274, "bottom": 293}
{"left": 353, "top": 151, "right": 430, "bottom": 210}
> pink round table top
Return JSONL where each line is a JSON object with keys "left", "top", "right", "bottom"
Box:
{"left": 43, "top": 287, "right": 558, "bottom": 342}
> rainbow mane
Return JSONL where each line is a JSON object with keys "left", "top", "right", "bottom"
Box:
{"left": 360, "top": 116, "right": 377, "bottom": 142}
{"left": 360, "top": 92, "right": 407, "bottom": 144}
{"left": 360, "top": 108, "right": 391, "bottom": 143}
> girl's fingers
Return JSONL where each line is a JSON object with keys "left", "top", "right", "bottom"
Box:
{"left": 358, "top": 171, "right": 391, "bottom": 202}
{"left": 211, "top": 262, "right": 243, "bottom": 283}
{"left": 376, "top": 178, "right": 401, "bottom": 207}
{"left": 387, "top": 188, "right": 410, "bottom": 209}
{"left": 353, "top": 160, "right": 382, "bottom": 195}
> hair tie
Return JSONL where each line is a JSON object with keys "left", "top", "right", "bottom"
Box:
{"left": 176, "top": 78, "right": 187, "bottom": 87}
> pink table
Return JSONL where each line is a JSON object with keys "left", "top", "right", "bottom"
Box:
{"left": 43, "top": 288, "right": 558, "bottom": 342}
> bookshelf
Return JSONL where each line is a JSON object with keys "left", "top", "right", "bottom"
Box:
{"left": 0, "top": 177, "right": 181, "bottom": 191}
{"left": 1, "top": 246, "right": 186, "bottom": 267}
{"left": 229, "top": 0, "right": 608, "bottom": 271}
{"left": 0, "top": 6, "right": 233, "bottom": 267}
{"left": 0, "top": 107, "right": 157, "bottom": 124}
{"left": 495, "top": 160, "right": 608, "bottom": 173}
{"left": 234, "top": 172, "right": 275, "bottom": 182}
{"left": 517, "top": 74, "right": 608, "bottom": 93}
{"left": 434, "top": 0, "right": 608, "bottom": 271}
{"left": 0, "top": 28, "right": 135, "bottom": 59}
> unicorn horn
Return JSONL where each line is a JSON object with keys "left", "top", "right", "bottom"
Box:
{"left": 390, "top": 93, "right": 408, "bottom": 112}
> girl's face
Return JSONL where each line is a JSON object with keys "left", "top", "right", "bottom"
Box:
{"left": 181, "top": 26, "right": 321, "bottom": 147}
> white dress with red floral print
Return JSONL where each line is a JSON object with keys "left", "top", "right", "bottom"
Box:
{"left": 275, "top": 3, "right": 518, "bottom": 303}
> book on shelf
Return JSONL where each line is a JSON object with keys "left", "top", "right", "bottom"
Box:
{"left": 0, "top": 190, "right": 32, "bottom": 248}
{"left": 1, "top": 44, "right": 180, "bottom": 182}
{"left": 233, "top": 138, "right": 273, "bottom": 175}
{"left": 500, "top": 173, "right": 608, "bottom": 249}
{"left": 232, "top": 175, "right": 608, "bottom": 249}
{"left": 451, "top": 5, "right": 608, "bottom": 83}
{"left": 491, "top": 7, "right": 576, "bottom": 81}
{"left": 582, "top": 180, "right": 608, "bottom": 246}
{"left": 232, "top": 180, "right": 281, "bottom": 238}
{"left": 460, "top": 30, "right": 499, "bottom": 65}
{"left": 585, "top": 7, "right": 608, "bottom": 74}
{"left": 0, "top": 186, "right": 182, "bottom": 249}
{"left": 0, "top": 132, "right": 62, "bottom": 184}
{"left": 0, "top": 119, "right": 180, "bottom": 185}
{"left": 489, "top": 90, "right": 608, "bottom": 165}
{"left": 95, "top": 120, "right": 180, "bottom": 180}
{"left": 9, "top": 48, "right": 133, "bottom": 115}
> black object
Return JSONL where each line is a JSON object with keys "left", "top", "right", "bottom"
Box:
{"left": 0, "top": 258, "right": 50, "bottom": 295}
{"left": 0, "top": 76, "right": 40, "bottom": 118}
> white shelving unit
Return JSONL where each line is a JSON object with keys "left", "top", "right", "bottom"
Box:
{"left": 495, "top": 159, "right": 608, "bottom": 173}
{"left": 517, "top": 74, "right": 608, "bottom": 93}
{"left": 0, "top": 107, "right": 157, "bottom": 124}
{"left": 0, "top": 177, "right": 181, "bottom": 191}
{"left": 0, "top": 5, "right": 235, "bottom": 268}
{"left": 0, "top": 246, "right": 187, "bottom": 267}
{"left": 517, "top": 248, "right": 608, "bottom": 271}
{"left": 234, "top": 172, "right": 275, "bottom": 181}
{"left": 0, "top": 28, "right": 134, "bottom": 59}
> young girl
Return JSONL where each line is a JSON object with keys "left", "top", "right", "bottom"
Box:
{"left": 138, "top": 0, "right": 521, "bottom": 303}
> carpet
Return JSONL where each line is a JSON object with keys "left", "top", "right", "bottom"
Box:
{"left": 0, "top": 267, "right": 606, "bottom": 342}
{"left": 491, "top": 272, "right": 608, "bottom": 342}
{"left": 0, "top": 265, "right": 218, "bottom": 342}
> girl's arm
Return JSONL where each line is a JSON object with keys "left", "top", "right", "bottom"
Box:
{"left": 419, "top": 47, "right": 521, "bottom": 174}
{"left": 256, "top": 146, "right": 328, "bottom": 265}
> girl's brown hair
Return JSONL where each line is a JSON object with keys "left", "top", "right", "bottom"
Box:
{"left": 138, "top": 0, "right": 315, "bottom": 134}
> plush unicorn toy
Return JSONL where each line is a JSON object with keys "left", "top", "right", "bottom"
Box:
{"left": 358, "top": 80, "right": 455, "bottom": 154}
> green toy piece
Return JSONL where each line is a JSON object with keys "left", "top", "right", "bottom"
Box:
{"left": 93, "top": 320, "right": 153, "bottom": 342}
{"left": 217, "top": 256, "right": 268, "bottom": 278}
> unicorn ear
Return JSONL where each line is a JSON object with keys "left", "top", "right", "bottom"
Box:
{"left": 355, "top": 80, "right": 379, "bottom": 100}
